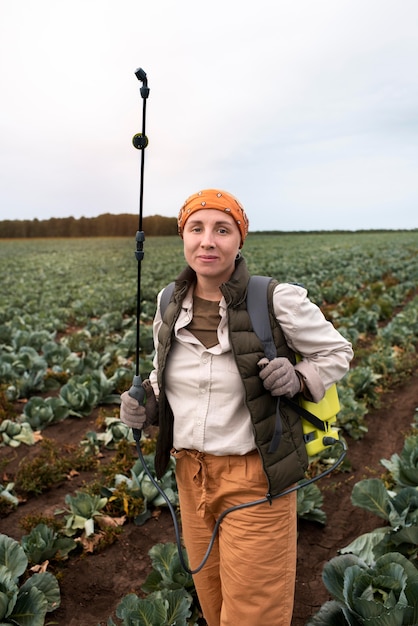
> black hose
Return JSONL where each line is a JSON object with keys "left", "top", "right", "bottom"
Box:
{"left": 133, "top": 432, "right": 347, "bottom": 575}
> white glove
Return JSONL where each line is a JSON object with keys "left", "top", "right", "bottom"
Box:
{"left": 120, "top": 391, "right": 147, "bottom": 429}
{"left": 258, "top": 357, "right": 301, "bottom": 398}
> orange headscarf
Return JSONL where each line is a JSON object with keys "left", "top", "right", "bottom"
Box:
{"left": 177, "top": 189, "right": 249, "bottom": 248}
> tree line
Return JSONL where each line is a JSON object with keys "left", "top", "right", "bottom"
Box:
{"left": 0, "top": 213, "right": 178, "bottom": 238}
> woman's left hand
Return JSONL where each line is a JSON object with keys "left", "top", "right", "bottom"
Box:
{"left": 258, "top": 357, "right": 301, "bottom": 398}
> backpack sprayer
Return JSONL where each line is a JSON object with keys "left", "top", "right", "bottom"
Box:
{"left": 128, "top": 68, "right": 347, "bottom": 575}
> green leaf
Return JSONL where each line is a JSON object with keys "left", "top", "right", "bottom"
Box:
{"left": 0, "top": 483, "right": 19, "bottom": 507}
{"left": 115, "top": 593, "right": 166, "bottom": 626}
{"left": 392, "top": 486, "right": 418, "bottom": 521}
{"left": 322, "top": 554, "right": 365, "bottom": 605}
{"left": 148, "top": 543, "right": 182, "bottom": 586}
{"left": 146, "top": 543, "right": 193, "bottom": 592}
{"left": 297, "top": 481, "right": 326, "bottom": 524}
{"left": 306, "top": 600, "right": 356, "bottom": 625}
{"left": 0, "top": 565, "right": 18, "bottom": 620}
{"left": 65, "top": 491, "right": 107, "bottom": 518}
{"left": 0, "top": 535, "right": 28, "bottom": 580}
{"left": 141, "top": 569, "right": 163, "bottom": 594}
{"left": 340, "top": 527, "right": 388, "bottom": 564}
{"left": 11, "top": 584, "right": 48, "bottom": 626}
{"left": 351, "top": 478, "right": 391, "bottom": 520}
{"left": 19, "top": 571, "right": 60, "bottom": 613}
{"left": 160, "top": 588, "right": 192, "bottom": 625}
{"left": 140, "top": 475, "right": 159, "bottom": 502}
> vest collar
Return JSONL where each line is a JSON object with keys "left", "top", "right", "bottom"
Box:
{"left": 173, "top": 257, "right": 250, "bottom": 309}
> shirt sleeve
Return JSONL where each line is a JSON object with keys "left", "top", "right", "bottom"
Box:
{"left": 272, "top": 283, "right": 353, "bottom": 402}
{"left": 148, "top": 290, "right": 164, "bottom": 399}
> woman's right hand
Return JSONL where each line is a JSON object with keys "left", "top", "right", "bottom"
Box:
{"left": 120, "top": 391, "right": 147, "bottom": 429}
{"left": 120, "top": 379, "right": 158, "bottom": 429}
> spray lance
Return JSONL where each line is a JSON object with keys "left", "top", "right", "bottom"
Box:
{"left": 127, "top": 67, "right": 149, "bottom": 424}
{"left": 127, "top": 68, "right": 347, "bottom": 575}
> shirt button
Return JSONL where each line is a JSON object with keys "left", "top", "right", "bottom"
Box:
{"left": 200, "top": 388, "right": 206, "bottom": 394}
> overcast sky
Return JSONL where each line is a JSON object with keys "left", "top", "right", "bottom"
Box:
{"left": 1, "top": 0, "right": 417, "bottom": 231}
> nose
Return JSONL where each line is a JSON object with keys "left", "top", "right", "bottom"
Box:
{"left": 200, "top": 229, "right": 215, "bottom": 248}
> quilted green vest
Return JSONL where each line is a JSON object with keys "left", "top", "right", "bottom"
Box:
{"left": 154, "top": 258, "right": 308, "bottom": 496}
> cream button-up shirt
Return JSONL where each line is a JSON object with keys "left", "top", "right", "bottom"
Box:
{"left": 149, "top": 283, "right": 353, "bottom": 456}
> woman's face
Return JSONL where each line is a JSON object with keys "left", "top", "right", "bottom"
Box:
{"left": 182, "top": 209, "right": 242, "bottom": 285}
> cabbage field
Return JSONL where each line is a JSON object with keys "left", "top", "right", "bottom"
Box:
{"left": 0, "top": 231, "right": 417, "bottom": 626}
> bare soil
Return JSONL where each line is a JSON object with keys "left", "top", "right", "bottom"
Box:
{"left": 1, "top": 372, "right": 417, "bottom": 626}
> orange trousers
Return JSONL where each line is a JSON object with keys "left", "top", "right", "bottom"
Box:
{"left": 173, "top": 449, "right": 297, "bottom": 626}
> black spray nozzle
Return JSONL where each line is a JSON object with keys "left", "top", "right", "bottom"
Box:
{"left": 135, "top": 67, "right": 149, "bottom": 99}
{"left": 135, "top": 67, "right": 147, "bottom": 84}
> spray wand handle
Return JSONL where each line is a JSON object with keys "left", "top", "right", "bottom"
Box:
{"left": 128, "top": 374, "right": 146, "bottom": 403}
{"left": 128, "top": 374, "right": 146, "bottom": 442}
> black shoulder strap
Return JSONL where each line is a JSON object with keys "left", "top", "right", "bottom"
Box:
{"left": 246, "top": 275, "right": 276, "bottom": 361}
{"left": 159, "top": 282, "right": 175, "bottom": 319}
{"left": 247, "top": 275, "right": 282, "bottom": 452}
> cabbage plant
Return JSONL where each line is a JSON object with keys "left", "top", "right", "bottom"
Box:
{"left": 95, "top": 417, "right": 134, "bottom": 447}
{"left": 0, "top": 533, "right": 61, "bottom": 625}
{"left": 59, "top": 375, "right": 100, "bottom": 417}
{"left": 307, "top": 552, "right": 418, "bottom": 626}
{"left": 102, "top": 455, "right": 178, "bottom": 526}
{"left": 21, "top": 523, "right": 76, "bottom": 564}
{"left": 132, "top": 454, "right": 178, "bottom": 510}
{"left": 59, "top": 370, "right": 119, "bottom": 417}
{"left": 40, "top": 340, "right": 71, "bottom": 366}
{"left": 60, "top": 491, "right": 108, "bottom": 537}
{"left": 3, "top": 346, "right": 48, "bottom": 399}
{"left": 0, "top": 419, "right": 35, "bottom": 447}
{"left": 88, "top": 369, "right": 121, "bottom": 404}
{"left": 0, "top": 354, "right": 15, "bottom": 383}
{"left": 0, "top": 482, "right": 18, "bottom": 507}
{"left": 22, "top": 396, "right": 69, "bottom": 429}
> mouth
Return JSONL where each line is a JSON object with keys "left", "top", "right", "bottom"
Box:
{"left": 197, "top": 255, "right": 218, "bottom": 261}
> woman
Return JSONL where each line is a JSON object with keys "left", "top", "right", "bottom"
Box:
{"left": 121, "top": 189, "right": 353, "bottom": 626}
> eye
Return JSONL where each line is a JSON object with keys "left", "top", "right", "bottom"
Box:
{"left": 189, "top": 225, "right": 202, "bottom": 233}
